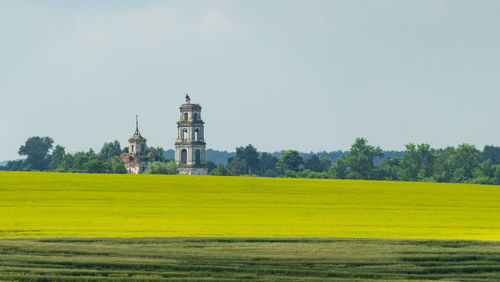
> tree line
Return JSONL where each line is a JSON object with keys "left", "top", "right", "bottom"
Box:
{"left": 0, "top": 136, "right": 173, "bottom": 175}
{"left": 2, "top": 136, "right": 500, "bottom": 185}
{"left": 209, "top": 138, "right": 500, "bottom": 185}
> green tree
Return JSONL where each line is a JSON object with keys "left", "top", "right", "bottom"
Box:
{"left": 471, "top": 159, "right": 494, "bottom": 184}
{"left": 5, "top": 160, "right": 25, "bottom": 171}
{"left": 276, "top": 150, "right": 303, "bottom": 177}
{"left": 263, "top": 169, "right": 278, "bottom": 177}
{"left": 83, "top": 159, "right": 106, "bottom": 173}
{"left": 304, "top": 155, "right": 332, "bottom": 172}
{"left": 479, "top": 159, "right": 495, "bottom": 179}
{"left": 446, "top": 143, "right": 480, "bottom": 182}
{"left": 319, "top": 156, "right": 333, "bottom": 172}
{"left": 72, "top": 149, "right": 106, "bottom": 173}
{"left": 431, "top": 147, "right": 454, "bottom": 183}
{"left": 144, "top": 162, "right": 168, "bottom": 174}
{"left": 304, "top": 155, "right": 322, "bottom": 172}
{"left": 226, "top": 157, "right": 247, "bottom": 176}
{"left": 258, "top": 153, "right": 279, "bottom": 176}
{"left": 235, "top": 144, "right": 259, "bottom": 175}
{"left": 343, "top": 138, "right": 383, "bottom": 180}
{"left": 49, "top": 145, "right": 65, "bottom": 171}
{"left": 165, "top": 160, "right": 178, "bottom": 174}
{"left": 308, "top": 171, "right": 329, "bottom": 179}
{"left": 211, "top": 164, "right": 228, "bottom": 176}
{"left": 147, "top": 147, "right": 166, "bottom": 162}
{"left": 378, "top": 157, "right": 401, "bottom": 181}
{"left": 99, "top": 141, "right": 122, "bottom": 161}
{"left": 398, "top": 143, "right": 437, "bottom": 181}
{"left": 144, "top": 161, "right": 178, "bottom": 174}
{"left": 481, "top": 145, "right": 500, "bottom": 164}
{"left": 18, "top": 136, "right": 54, "bottom": 170}
{"left": 328, "top": 155, "right": 347, "bottom": 179}
{"left": 56, "top": 153, "right": 75, "bottom": 172}
{"left": 206, "top": 161, "right": 217, "bottom": 174}
{"left": 492, "top": 164, "right": 500, "bottom": 185}
{"left": 109, "top": 157, "right": 127, "bottom": 174}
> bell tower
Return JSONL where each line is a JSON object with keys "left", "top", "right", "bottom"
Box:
{"left": 175, "top": 95, "right": 208, "bottom": 175}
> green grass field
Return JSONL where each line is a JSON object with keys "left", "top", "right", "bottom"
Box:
{"left": 1, "top": 237, "right": 500, "bottom": 281}
{"left": 1, "top": 171, "right": 500, "bottom": 240}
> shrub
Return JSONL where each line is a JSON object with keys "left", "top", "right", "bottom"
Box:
{"left": 144, "top": 161, "right": 178, "bottom": 175}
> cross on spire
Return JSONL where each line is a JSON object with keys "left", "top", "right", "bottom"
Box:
{"left": 134, "top": 115, "right": 141, "bottom": 136}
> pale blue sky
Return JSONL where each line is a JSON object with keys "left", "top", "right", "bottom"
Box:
{"left": 1, "top": 0, "right": 500, "bottom": 160}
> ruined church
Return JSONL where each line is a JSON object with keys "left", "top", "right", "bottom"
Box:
{"left": 121, "top": 96, "right": 208, "bottom": 175}
{"left": 120, "top": 116, "right": 156, "bottom": 174}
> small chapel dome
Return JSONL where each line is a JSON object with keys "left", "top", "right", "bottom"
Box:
{"left": 129, "top": 134, "right": 147, "bottom": 143}
{"left": 128, "top": 115, "right": 147, "bottom": 143}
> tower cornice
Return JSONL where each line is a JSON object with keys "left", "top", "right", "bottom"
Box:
{"left": 177, "top": 120, "right": 205, "bottom": 125}
{"left": 180, "top": 103, "right": 202, "bottom": 110}
{"left": 175, "top": 141, "right": 206, "bottom": 146}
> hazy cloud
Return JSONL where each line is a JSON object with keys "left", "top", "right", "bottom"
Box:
{"left": 199, "top": 10, "right": 239, "bottom": 35}
{"left": 315, "top": 12, "right": 333, "bottom": 30}
{"left": 73, "top": 4, "right": 187, "bottom": 51}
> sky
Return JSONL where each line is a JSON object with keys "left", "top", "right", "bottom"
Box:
{"left": 1, "top": 0, "right": 500, "bottom": 160}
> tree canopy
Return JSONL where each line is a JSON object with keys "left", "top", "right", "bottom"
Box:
{"left": 235, "top": 144, "right": 259, "bottom": 175}
{"left": 342, "top": 138, "right": 383, "bottom": 180}
{"left": 18, "top": 136, "right": 54, "bottom": 170}
{"left": 276, "top": 150, "right": 304, "bottom": 177}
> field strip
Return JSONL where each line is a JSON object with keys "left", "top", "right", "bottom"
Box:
{"left": 1, "top": 237, "right": 500, "bottom": 280}
{"left": 1, "top": 171, "right": 500, "bottom": 240}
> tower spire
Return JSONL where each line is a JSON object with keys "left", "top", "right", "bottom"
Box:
{"left": 134, "top": 115, "right": 141, "bottom": 136}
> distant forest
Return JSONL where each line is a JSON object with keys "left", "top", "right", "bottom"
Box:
{"left": 162, "top": 149, "right": 404, "bottom": 165}
{"left": 3, "top": 136, "right": 500, "bottom": 185}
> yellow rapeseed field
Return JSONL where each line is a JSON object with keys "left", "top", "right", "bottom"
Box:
{"left": 1, "top": 171, "right": 500, "bottom": 240}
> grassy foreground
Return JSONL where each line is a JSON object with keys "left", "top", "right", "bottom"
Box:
{"left": 1, "top": 171, "right": 500, "bottom": 239}
{"left": 1, "top": 237, "right": 500, "bottom": 281}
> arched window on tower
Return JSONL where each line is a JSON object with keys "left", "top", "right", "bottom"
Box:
{"left": 184, "top": 113, "right": 188, "bottom": 120}
{"left": 193, "top": 113, "right": 198, "bottom": 121}
{"left": 182, "top": 128, "right": 187, "bottom": 140}
{"left": 195, "top": 149, "right": 201, "bottom": 165}
{"left": 194, "top": 129, "right": 199, "bottom": 141}
{"left": 181, "top": 149, "right": 187, "bottom": 164}
{"left": 131, "top": 145, "right": 135, "bottom": 153}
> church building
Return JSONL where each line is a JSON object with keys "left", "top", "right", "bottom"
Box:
{"left": 175, "top": 95, "right": 208, "bottom": 175}
{"left": 120, "top": 116, "right": 155, "bottom": 174}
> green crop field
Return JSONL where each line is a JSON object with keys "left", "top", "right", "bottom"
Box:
{"left": 2, "top": 237, "right": 500, "bottom": 281}
{"left": 1, "top": 171, "right": 500, "bottom": 240}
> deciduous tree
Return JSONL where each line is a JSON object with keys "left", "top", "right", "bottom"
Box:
{"left": 343, "top": 138, "right": 383, "bottom": 180}
{"left": 259, "top": 152, "right": 279, "bottom": 176}
{"left": 226, "top": 157, "right": 248, "bottom": 176}
{"left": 49, "top": 145, "right": 65, "bottom": 171}
{"left": 99, "top": 141, "right": 122, "bottom": 161}
{"left": 18, "top": 136, "right": 54, "bottom": 170}
{"left": 276, "top": 150, "right": 303, "bottom": 176}
{"left": 236, "top": 144, "right": 259, "bottom": 175}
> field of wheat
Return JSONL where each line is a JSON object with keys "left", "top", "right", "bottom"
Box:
{"left": 1, "top": 171, "right": 500, "bottom": 240}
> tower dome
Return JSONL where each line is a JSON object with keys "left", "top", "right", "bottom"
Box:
{"left": 128, "top": 115, "right": 147, "bottom": 155}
